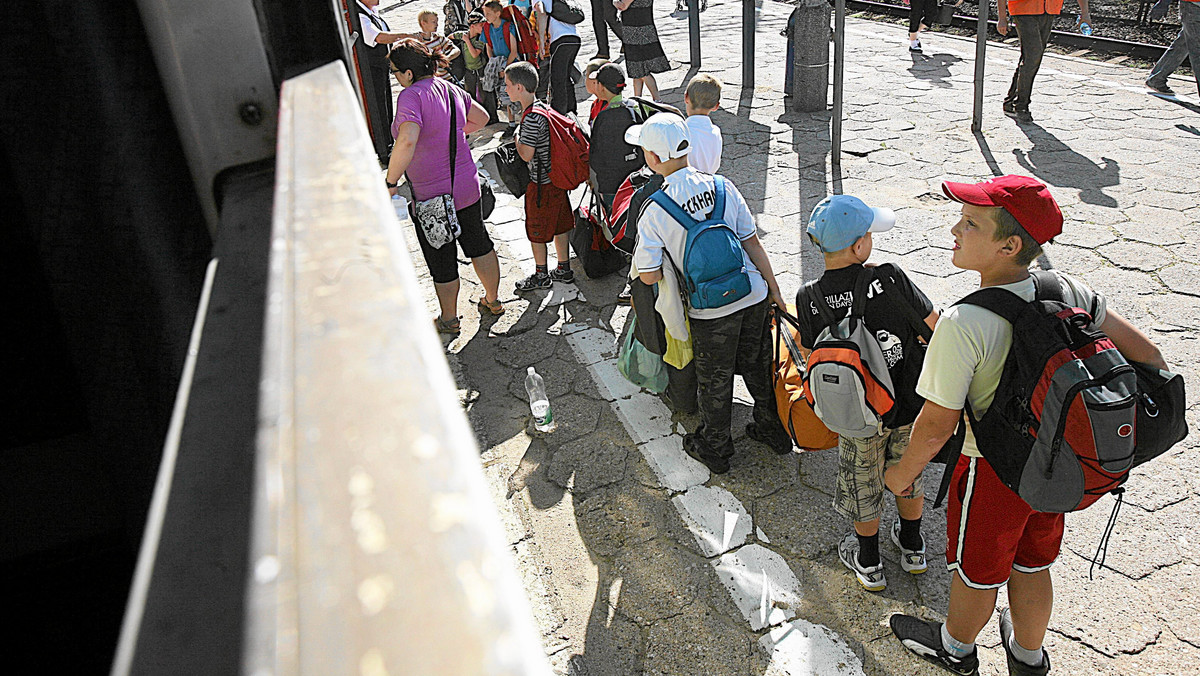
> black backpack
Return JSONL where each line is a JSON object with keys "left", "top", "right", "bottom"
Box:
{"left": 549, "top": 0, "right": 586, "bottom": 24}
{"left": 491, "top": 141, "right": 529, "bottom": 197}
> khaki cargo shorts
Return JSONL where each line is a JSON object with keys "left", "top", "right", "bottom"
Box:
{"left": 834, "top": 424, "right": 923, "bottom": 524}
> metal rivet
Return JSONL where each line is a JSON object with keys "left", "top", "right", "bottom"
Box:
{"left": 240, "top": 102, "right": 264, "bottom": 126}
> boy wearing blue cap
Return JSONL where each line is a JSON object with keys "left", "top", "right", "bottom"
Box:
{"left": 798, "top": 195, "right": 939, "bottom": 593}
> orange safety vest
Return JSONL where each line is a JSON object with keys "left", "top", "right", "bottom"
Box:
{"left": 1007, "top": 0, "right": 1064, "bottom": 15}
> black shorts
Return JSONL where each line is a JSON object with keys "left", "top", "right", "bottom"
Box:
{"left": 412, "top": 197, "right": 495, "bottom": 284}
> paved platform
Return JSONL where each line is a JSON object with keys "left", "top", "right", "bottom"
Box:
{"left": 381, "top": 0, "right": 1199, "bottom": 673}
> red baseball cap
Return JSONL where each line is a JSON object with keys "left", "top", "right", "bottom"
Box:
{"left": 941, "top": 175, "right": 1063, "bottom": 244}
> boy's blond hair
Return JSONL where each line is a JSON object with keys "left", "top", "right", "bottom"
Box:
{"left": 417, "top": 9, "right": 439, "bottom": 24}
{"left": 994, "top": 208, "right": 1044, "bottom": 267}
{"left": 584, "top": 57, "right": 609, "bottom": 79}
{"left": 685, "top": 74, "right": 722, "bottom": 111}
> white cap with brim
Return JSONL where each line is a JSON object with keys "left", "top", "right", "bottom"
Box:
{"left": 624, "top": 113, "right": 691, "bottom": 163}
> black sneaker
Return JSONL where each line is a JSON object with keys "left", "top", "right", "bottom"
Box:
{"left": 1145, "top": 79, "right": 1175, "bottom": 96}
{"left": 746, "top": 421, "right": 793, "bottom": 455}
{"left": 889, "top": 615, "right": 980, "bottom": 676}
{"left": 910, "top": 40, "right": 923, "bottom": 53}
{"left": 515, "top": 271, "right": 552, "bottom": 292}
{"left": 549, "top": 266, "right": 575, "bottom": 284}
{"left": 999, "top": 608, "right": 1051, "bottom": 676}
{"left": 683, "top": 433, "right": 730, "bottom": 474}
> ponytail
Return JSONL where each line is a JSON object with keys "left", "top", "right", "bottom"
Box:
{"left": 388, "top": 40, "right": 448, "bottom": 79}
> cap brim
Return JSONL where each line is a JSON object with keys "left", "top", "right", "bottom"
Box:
{"left": 624, "top": 124, "right": 645, "bottom": 147}
{"left": 868, "top": 207, "right": 896, "bottom": 233}
{"left": 942, "top": 181, "right": 997, "bottom": 206}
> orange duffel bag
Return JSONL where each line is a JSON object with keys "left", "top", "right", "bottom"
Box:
{"left": 772, "top": 306, "right": 839, "bottom": 452}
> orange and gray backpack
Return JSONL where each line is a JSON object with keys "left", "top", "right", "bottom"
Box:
{"left": 802, "top": 269, "right": 897, "bottom": 438}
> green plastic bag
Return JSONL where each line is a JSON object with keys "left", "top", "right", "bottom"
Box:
{"left": 618, "top": 317, "right": 668, "bottom": 393}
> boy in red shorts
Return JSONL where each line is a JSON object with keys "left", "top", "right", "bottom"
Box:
{"left": 506, "top": 61, "right": 576, "bottom": 291}
{"left": 882, "top": 175, "right": 1166, "bottom": 676}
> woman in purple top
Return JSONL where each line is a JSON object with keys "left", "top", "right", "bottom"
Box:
{"left": 385, "top": 41, "right": 504, "bottom": 334}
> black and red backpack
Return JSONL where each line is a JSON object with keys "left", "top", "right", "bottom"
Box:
{"left": 957, "top": 271, "right": 1140, "bottom": 513}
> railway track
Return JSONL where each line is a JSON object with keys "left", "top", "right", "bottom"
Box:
{"left": 842, "top": 0, "right": 1171, "bottom": 62}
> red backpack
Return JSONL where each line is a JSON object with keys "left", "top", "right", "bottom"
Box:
{"left": 482, "top": 12, "right": 540, "bottom": 62}
{"left": 523, "top": 105, "right": 589, "bottom": 191}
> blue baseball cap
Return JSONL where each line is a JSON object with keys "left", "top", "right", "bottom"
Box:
{"left": 806, "top": 195, "right": 896, "bottom": 253}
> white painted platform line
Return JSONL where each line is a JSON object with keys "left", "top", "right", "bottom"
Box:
{"left": 564, "top": 323, "right": 866, "bottom": 676}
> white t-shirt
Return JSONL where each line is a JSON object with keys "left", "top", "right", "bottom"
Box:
{"left": 536, "top": 0, "right": 579, "bottom": 43}
{"left": 633, "top": 167, "right": 768, "bottom": 320}
{"left": 357, "top": 1, "right": 389, "bottom": 47}
{"left": 685, "top": 115, "right": 722, "bottom": 174}
{"left": 916, "top": 271, "right": 1107, "bottom": 458}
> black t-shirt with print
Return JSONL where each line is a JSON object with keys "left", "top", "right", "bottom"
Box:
{"left": 794, "top": 263, "right": 935, "bottom": 429}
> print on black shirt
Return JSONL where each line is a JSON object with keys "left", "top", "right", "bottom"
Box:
{"left": 795, "top": 263, "right": 934, "bottom": 429}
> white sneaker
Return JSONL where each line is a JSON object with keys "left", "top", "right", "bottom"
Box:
{"left": 890, "top": 519, "right": 928, "bottom": 574}
{"left": 838, "top": 533, "right": 886, "bottom": 592}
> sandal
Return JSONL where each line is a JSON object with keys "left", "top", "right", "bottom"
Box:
{"left": 477, "top": 297, "right": 505, "bottom": 316}
{"left": 433, "top": 315, "right": 461, "bottom": 335}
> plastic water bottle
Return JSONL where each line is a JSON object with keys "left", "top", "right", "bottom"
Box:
{"left": 525, "top": 367, "right": 556, "bottom": 432}
{"left": 1078, "top": 17, "right": 1092, "bottom": 35}
{"left": 392, "top": 194, "right": 410, "bottom": 222}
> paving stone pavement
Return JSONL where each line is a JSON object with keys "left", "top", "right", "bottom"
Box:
{"left": 382, "top": 0, "right": 1200, "bottom": 673}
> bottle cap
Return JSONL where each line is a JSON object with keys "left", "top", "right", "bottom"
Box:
{"left": 527, "top": 367, "right": 535, "bottom": 374}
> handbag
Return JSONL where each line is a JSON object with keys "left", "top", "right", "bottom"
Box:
{"left": 617, "top": 317, "right": 668, "bottom": 393}
{"left": 409, "top": 86, "right": 470, "bottom": 249}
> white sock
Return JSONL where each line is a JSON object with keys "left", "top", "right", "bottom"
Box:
{"left": 940, "top": 623, "right": 974, "bottom": 659}
{"left": 1008, "top": 633, "right": 1046, "bottom": 667}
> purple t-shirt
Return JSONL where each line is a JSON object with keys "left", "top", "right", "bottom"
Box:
{"left": 393, "top": 77, "right": 481, "bottom": 209}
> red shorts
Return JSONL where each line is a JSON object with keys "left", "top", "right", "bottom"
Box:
{"left": 524, "top": 182, "right": 574, "bottom": 244}
{"left": 946, "top": 456, "right": 1064, "bottom": 589}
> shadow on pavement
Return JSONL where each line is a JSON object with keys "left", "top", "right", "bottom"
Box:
{"left": 907, "top": 52, "right": 963, "bottom": 88}
{"left": 1012, "top": 122, "right": 1120, "bottom": 208}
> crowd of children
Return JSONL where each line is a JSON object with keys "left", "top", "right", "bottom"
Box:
{"left": 377, "top": 5, "right": 1175, "bottom": 675}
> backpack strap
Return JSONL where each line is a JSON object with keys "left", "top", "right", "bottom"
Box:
{"left": 802, "top": 280, "right": 840, "bottom": 330}
{"left": 647, "top": 189, "right": 699, "bottom": 230}
{"left": 955, "top": 286, "right": 1027, "bottom": 325}
{"left": 874, "top": 263, "right": 933, "bottom": 342}
{"left": 1031, "top": 269, "right": 1065, "bottom": 303}
{"left": 709, "top": 176, "right": 727, "bottom": 224}
{"left": 849, "top": 266, "right": 874, "bottom": 320}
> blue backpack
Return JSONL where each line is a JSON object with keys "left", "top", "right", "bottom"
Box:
{"left": 647, "top": 176, "right": 752, "bottom": 310}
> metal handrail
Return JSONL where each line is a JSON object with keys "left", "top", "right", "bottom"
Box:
{"left": 245, "top": 61, "right": 552, "bottom": 675}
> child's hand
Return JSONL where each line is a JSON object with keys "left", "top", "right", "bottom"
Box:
{"left": 884, "top": 466, "right": 914, "bottom": 497}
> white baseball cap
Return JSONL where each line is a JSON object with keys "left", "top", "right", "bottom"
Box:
{"left": 624, "top": 113, "right": 691, "bottom": 163}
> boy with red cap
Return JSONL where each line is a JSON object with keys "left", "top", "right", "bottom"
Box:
{"left": 884, "top": 175, "right": 1166, "bottom": 675}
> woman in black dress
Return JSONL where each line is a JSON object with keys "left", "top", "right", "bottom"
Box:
{"left": 613, "top": 0, "right": 670, "bottom": 100}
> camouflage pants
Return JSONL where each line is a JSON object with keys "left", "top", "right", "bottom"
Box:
{"left": 690, "top": 299, "right": 786, "bottom": 459}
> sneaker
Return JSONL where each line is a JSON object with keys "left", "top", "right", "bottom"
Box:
{"left": 515, "top": 271, "right": 552, "bottom": 292}
{"left": 683, "top": 433, "right": 730, "bottom": 474}
{"left": 838, "top": 532, "right": 886, "bottom": 592}
{"left": 999, "top": 608, "right": 1051, "bottom": 676}
{"left": 889, "top": 615, "right": 980, "bottom": 676}
{"left": 745, "top": 421, "right": 793, "bottom": 455}
{"left": 910, "top": 40, "right": 923, "bottom": 53}
{"left": 890, "top": 519, "right": 928, "bottom": 574}
{"left": 1002, "top": 105, "right": 1033, "bottom": 124}
{"left": 549, "top": 266, "right": 575, "bottom": 284}
{"left": 1145, "top": 80, "right": 1175, "bottom": 96}
{"left": 617, "top": 281, "right": 633, "bottom": 304}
